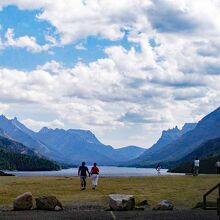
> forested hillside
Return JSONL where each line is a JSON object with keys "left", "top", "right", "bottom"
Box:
{"left": 0, "top": 147, "right": 61, "bottom": 171}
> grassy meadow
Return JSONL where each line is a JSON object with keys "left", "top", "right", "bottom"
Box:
{"left": 0, "top": 175, "right": 219, "bottom": 209}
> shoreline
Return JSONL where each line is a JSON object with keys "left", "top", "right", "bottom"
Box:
{"left": 2, "top": 167, "right": 175, "bottom": 177}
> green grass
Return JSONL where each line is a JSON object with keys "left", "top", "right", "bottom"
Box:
{"left": 0, "top": 175, "right": 219, "bottom": 208}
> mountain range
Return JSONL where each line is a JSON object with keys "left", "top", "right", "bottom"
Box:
{"left": 0, "top": 115, "right": 145, "bottom": 166}
{"left": 1, "top": 106, "right": 220, "bottom": 172}
{"left": 126, "top": 122, "right": 197, "bottom": 166}
{"left": 127, "top": 107, "right": 220, "bottom": 169}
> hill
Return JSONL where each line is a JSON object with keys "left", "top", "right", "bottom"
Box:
{"left": 0, "top": 147, "right": 61, "bottom": 171}
{"left": 169, "top": 155, "right": 220, "bottom": 174}
{"left": 169, "top": 137, "right": 220, "bottom": 173}
{"left": 0, "top": 135, "right": 61, "bottom": 171}
{"left": 126, "top": 123, "right": 197, "bottom": 167}
{"left": 127, "top": 107, "right": 220, "bottom": 167}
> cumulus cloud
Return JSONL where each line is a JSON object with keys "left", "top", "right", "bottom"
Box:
{"left": 119, "top": 111, "right": 170, "bottom": 124}
{"left": 21, "top": 118, "right": 64, "bottom": 131}
{"left": 1, "top": 0, "right": 220, "bottom": 146}
{"left": 0, "top": 0, "right": 151, "bottom": 44}
{"left": 75, "top": 42, "right": 87, "bottom": 50}
{"left": 3, "top": 28, "right": 55, "bottom": 53}
{"left": 0, "top": 103, "right": 9, "bottom": 114}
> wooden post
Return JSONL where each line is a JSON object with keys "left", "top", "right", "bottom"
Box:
{"left": 203, "top": 195, "right": 206, "bottom": 209}
{"left": 219, "top": 183, "right": 220, "bottom": 198}
{"left": 217, "top": 197, "right": 220, "bottom": 220}
{"left": 218, "top": 184, "right": 220, "bottom": 220}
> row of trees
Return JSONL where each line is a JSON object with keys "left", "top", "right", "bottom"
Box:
{"left": 0, "top": 148, "right": 61, "bottom": 171}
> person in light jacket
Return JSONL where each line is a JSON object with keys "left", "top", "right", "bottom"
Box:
{"left": 216, "top": 160, "right": 220, "bottom": 174}
{"left": 90, "top": 163, "right": 99, "bottom": 190}
{"left": 193, "top": 157, "right": 200, "bottom": 176}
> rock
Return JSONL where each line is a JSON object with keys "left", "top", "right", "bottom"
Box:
{"left": 153, "top": 200, "right": 174, "bottom": 210}
{"left": 13, "top": 192, "right": 33, "bottom": 210}
{"left": 54, "top": 205, "right": 62, "bottom": 211}
{"left": 136, "top": 200, "right": 148, "bottom": 206}
{"left": 35, "top": 196, "right": 63, "bottom": 211}
{"left": 136, "top": 199, "right": 149, "bottom": 210}
{"left": 108, "top": 194, "right": 135, "bottom": 211}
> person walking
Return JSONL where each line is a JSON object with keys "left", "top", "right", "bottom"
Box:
{"left": 78, "top": 162, "right": 90, "bottom": 190}
{"left": 90, "top": 163, "right": 99, "bottom": 190}
{"left": 193, "top": 157, "right": 200, "bottom": 176}
{"left": 216, "top": 160, "right": 220, "bottom": 174}
{"left": 156, "top": 163, "right": 161, "bottom": 175}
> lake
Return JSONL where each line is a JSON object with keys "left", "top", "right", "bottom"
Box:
{"left": 6, "top": 166, "right": 183, "bottom": 177}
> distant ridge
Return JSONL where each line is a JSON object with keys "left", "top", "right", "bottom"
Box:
{"left": 127, "top": 122, "right": 196, "bottom": 166}
{"left": 126, "top": 107, "right": 220, "bottom": 168}
{"left": 116, "top": 146, "right": 145, "bottom": 160}
{"left": 169, "top": 137, "right": 220, "bottom": 173}
{"left": 0, "top": 135, "right": 60, "bottom": 171}
{"left": 0, "top": 115, "right": 145, "bottom": 165}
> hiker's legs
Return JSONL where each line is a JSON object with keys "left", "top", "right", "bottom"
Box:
{"left": 95, "top": 175, "right": 99, "bottom": 186}
{"left": 80, "top": 176, "right": 84, "bottom": 188}
{"left": 80, "top": 176, "right": 86, "bottom": 188}
{"left": 194, "top": 166, "right": 199, "bottom": 176}
{"left": 83, "top": 177, "right": 86, "bottom": 188}
{"left": 193, "top": 167, "right": 196, "bottom": 176}
{"left": 92, "top": 174, "right": 98, "bottom": 189}
{"left": 157, "top": 169, "right": 161, "bottom": 175}
{"left": 92, "top": 174, "right": 95, "bottom": 188}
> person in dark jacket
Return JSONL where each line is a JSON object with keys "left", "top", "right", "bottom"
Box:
{"left": 78, "top": 162, "right": 90, "bottom": 190}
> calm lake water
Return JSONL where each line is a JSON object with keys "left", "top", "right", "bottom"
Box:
{"left": 6, "top": 166, "right": 183, "bottom": 177}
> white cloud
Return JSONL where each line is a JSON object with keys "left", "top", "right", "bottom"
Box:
{"left": 0, "top": 0, "right": 151, "bottom": 44}
{"left": 1, "top": 38, "right": 220, "bottom": 146}
{"left": 21, "top": 118, "right": 64, "bottom": 131}
{"left": 0, "top": 103, "right": 9, "bottom": 114}
{"left": 75, "top": 42, "right": 87, "bottom": 50}
{"left": 37, "top": 60, "right": 63, "bottom": 73}
{"left": 1, "top": 1, "right": 220, "bottom": 146}
{"left": 1, "top": 0, "right": 220, "bottom": 45}
{"left": 3, "top": 28, "right": 54, "bottom": 53}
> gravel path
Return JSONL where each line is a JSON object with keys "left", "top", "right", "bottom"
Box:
{"left": 0, "top": 204, "right": 218, "bottom": 220}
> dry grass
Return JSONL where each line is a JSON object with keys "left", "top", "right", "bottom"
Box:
{"left": 0, "top": 175, "right": 219, "bottom": 208}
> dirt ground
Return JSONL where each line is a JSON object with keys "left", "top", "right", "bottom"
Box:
{"left": 0, "top": 203, "right": 218, "bottom": 220}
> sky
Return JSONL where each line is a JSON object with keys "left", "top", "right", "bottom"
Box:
{"left": 0, "top": 0, "right": 220, "bottom": 148}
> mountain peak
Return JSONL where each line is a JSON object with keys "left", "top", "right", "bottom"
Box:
{"left": 0, "top": 114, "right": 8, "bottom": 120}
{"left": 12, "top": 116, "right": 18, "bottom": 121}
{"left": 39, "top": 127, "right": 50, "bottom": 133}
{"left": 162, "top": 126, "right": 180, "bottom": 136}
{"left": 181, "top": 123, "right": 197, "bottom": 133}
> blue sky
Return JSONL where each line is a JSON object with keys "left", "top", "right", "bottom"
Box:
{"left": 0, "top": 5, "right": 134, "bottom": 70}
{"left": 0, "top": 1, "right": 220, "bottom": 148}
